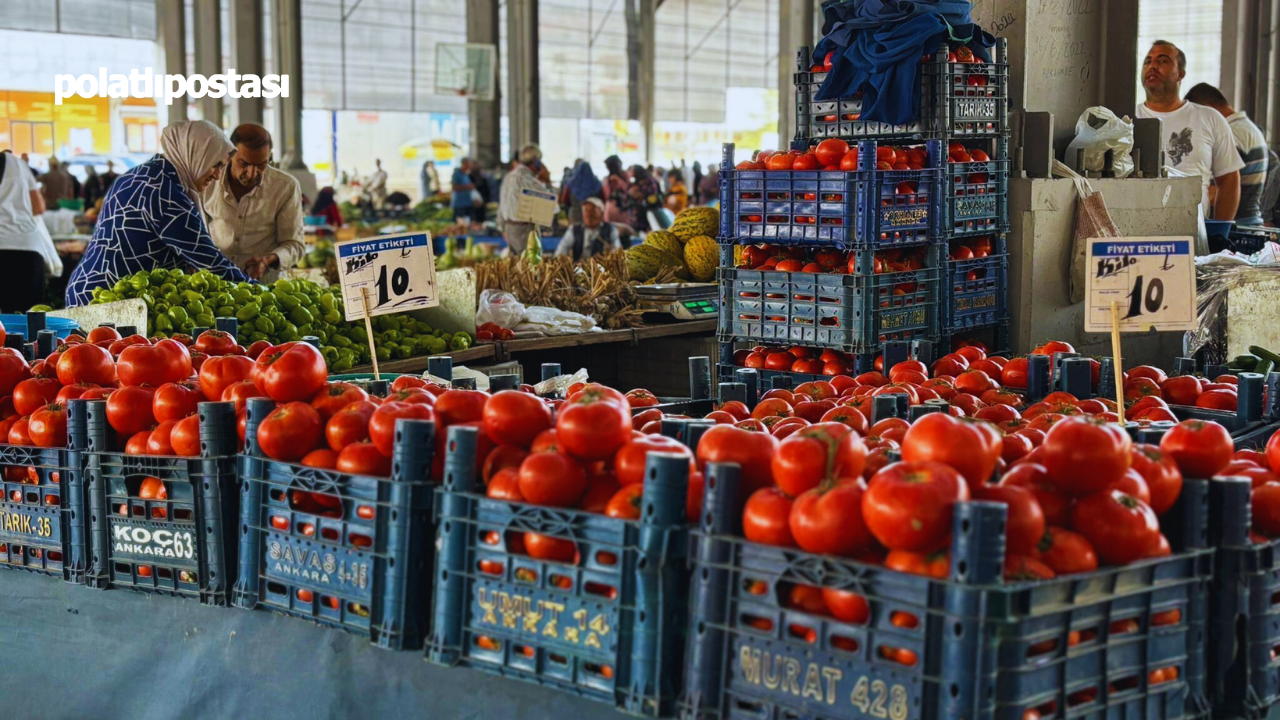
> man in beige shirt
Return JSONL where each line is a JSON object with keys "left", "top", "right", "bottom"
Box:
{"left": 202, "top": 124, "right": 306, "bottom": 280}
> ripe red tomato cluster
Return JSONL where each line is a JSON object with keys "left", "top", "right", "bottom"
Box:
{"left": 947, "top": 141, "right": 992, "bottom": 164}
{"left": 1119, "top": 365, "right": 1243, "bottom": 414}
{"left": 1247, "top": 434, "right": 1280, "bottom": 541}
{"left": 474, "top": 322, "right": 515, "bottom": 343}
{"left": 735, "top": 142, "right": 930, "bottom": 173}
{"left": 947, "top": 235, "right": 997, "bottom": 261}
{"left": 736, "top": 244, "right": 928, "bottom": 279}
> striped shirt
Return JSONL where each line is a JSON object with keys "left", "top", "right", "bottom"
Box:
{"left": 1228, "top": 111, "right": 1269, "bottom": 225}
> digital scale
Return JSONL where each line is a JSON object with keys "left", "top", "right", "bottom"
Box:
{"left": 635, "top": 283, "right": 719, "bottom": 321}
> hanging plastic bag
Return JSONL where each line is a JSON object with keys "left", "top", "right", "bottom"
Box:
{"left": 1052, "top": 160, "right": 1122, "bottom": 303}
{"left": 534, "top": 368, "right": 589, "bottom": 397}
{"left": 1065, "top": 107, "right": 1135, "bottom": 178}
{"left": 475, "top": 288, "right": 526, "bottom": 329}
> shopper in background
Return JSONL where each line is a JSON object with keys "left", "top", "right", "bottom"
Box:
{"left": 310, "top": 186, "right": 344, "bottom": 227}
{"left": 497, "top": 143, "right": 552, "bottom": 255}
{"left": 564, "top": 159, "right": 603, "bottom": 225}
{"left": 368, "top": 158, "right": 388, "bottom": 208}
{"left": 451, "top": 157, "right": 478, "bottom": 227}
{"left": 469, "top": 161, "right": 493, "bottom": 210}
{"left": 420, "top": 159, "right": 440, "bottom": 199}
{"left": 653, "top": 166, "right": 667, "bottom": 193}
{"left": 555, "top": 197, "right": 619, "bottom": 260}
{"left": 0, "top": 150, "right": 61, "bottom": 311}
{"left": 627, "top": 164, "right": 663, "bottom": 234}
{"left": 1184, "top": 82, "right": 1269, "bottom": 226}
{"left": 665, "top": 169, "right": 689, "bottom": 214}
{"left": 201, "top": 123, "right": 305, "bottom": 281}
{"left": 602, "top": 155, "right": 632, "bottom": 226}
{"left": 82, "top": 165, "right": 106, "bottom": 210}
{"left": 1137, "top": 40, "right": 1243, "bottom": 222}
{"left": 691, "top": 161, "right": 703, "bottom": 202}
{"left": 66, "top": 120, "right": 250, "bottom": 307}
{"left": 39, "top": 156, "right": 74, "bottom": 209}
{"left": 101, "top": 160, "right": 120, "bottom": 194}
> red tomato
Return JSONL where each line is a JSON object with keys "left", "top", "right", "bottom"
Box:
{"left": 974, "top": 404, "right": 1020, "bottom": 425}
{"left": 1128, "top": 366, "right": 1168, "bottom": 384}
{"left": 1071, "top": 490, "right": 1160, "bottom": 565}
{"left": 885, "top": 549, "right": 950, "bottom": 579}
{"left": 696, "top": 424, "right": 777, "bottom": 493}
{"left": 1036, "top": 527, "right": 1098, "bottom": 574}
{"left": 614, "top": 435, "right": 693, "bottom": 487}
{"left": 823, "top": 587, "right": 870, "bottom": 624}
{"left": 12, "top": 377, "right": 59, "bottom": 417}
{"left": 483, "top": 445, "right": 531, "bottom": 486}
{"left": 1129, "top": 444, "right": 1183, "bottom": 515}
{"left": 788, "top": 478, "right": 874, "bottom": 556}
{"left": 604, "top": 484, "right": 644, "bottom": 519}
{"left": 487, "top": 468, "right": 525, "bottom": 501}
{"left": 432, "top": 389, "right": 490, "bottom": 428}
{"left": 950, "top": 393, "right": 985, "bottom": 416}
{"left": 105, "top": 385, "right": 157, "bottom": 437}
{"left": 815, "top": 138, "right": 850, "bottom": 166}
{"left": 1160, "top": 420, "right": 1233, "bottom": 478}
{"left": 954, "top": 370, "right": 998, "bottom": 395}
{"left": 972, "top": 482, "right": 1045, "bottom": 555}
{"left": 1252, "top": 482, "right": 1280, "bottom": 537}
{"left": 256, "top": 401, "right": 324, "bottom": 462}
{"left": 171, "top": 414, "right": 201, "bottom": 456}
{"left": 55, "top": 343, "right": 116, "bottom": 386}
{"left": 28, "top": 402, "right": 67, "bottom": 448}
{"left": 998, "top": 357, "right": 1028, "bottom": 389}
{"left": 742, "top": 487, "right": 795, "bottom": 547}
{"left": 1001, "top": 463, "right": 1072, "bottom": 526}
{"left": 772, "top": 424, "right": 867, "bottom": 496}
{"left": 1124, "top": 377, "right": 1163, "bottom": 402}
{"left": 866, "top": 418, "right": 908, "bottom": 445}
{"left": 483, "top": 390, "right": 553, "bottom": 448}
{"left": 220, "top": 378, "right": 267, "bottom": 413}
{"left": 199, "top": 355, "right": 256, "bottom": 402}
{"left": 192, "top": 330, "right": 239, "bottom": 356}
{"left": 1000, "top": 433, "right": 1033, "bottom": 463}
{"left": 0, "top": 351, "right": 31, "bottom": 397}
{"left": 555, "top": 392, "right": 630, "bottom": 461}
{"left": 1004, "top": 555, "right": 1056, "bottom": 581}
{"left": 1039, "top": 416, "right": 1132, "bottom": 496}
{"left": 325, "top": 400, "right": 377, "bottom": 452}
{"left": 368, "top": 401, "right": 435, "bottom": 457}
{"left": 581, "top": 470, "right": 621, "bottom": 514}
{"left": 1160, "top": 376, "right": 1202, "bottom": 406}
{"left": 1269, "top": 431, "right": 1280, "bottom": 474}
{"left": 524, "top": 533, "right": 577, "bottom": 563}
{"left": 1109, "top": 468, "right": 1152, "bottom": 505}
{"left": 152, "top": 381, "right": 204, "bottom": 423}
{"left": 863, "top": 461, "right": 969, "bottom": 552}
{"left": 517, "top": 452, "right": 587, "bottom": 507}
{"left": 124, "top": 429, "right": 151, "bottom": 455}
{"left": 310, "top": 382, "right": 370, "bottom": 421}
{"left": 53, "top": 383, "right": 97, "bottom": 405}
{"left": 301, "top": 448, "right": 338, "bottom": 469}
{"left": 86, "top": 326, "right": 121, "bottom": 343}
{"left": 624, "top": 389, "right": 660, "bottom": 408}
{"left": 901, "top": 413, "right": 1001, "bottom": 486}
{"left": 1196, "top": 389, "right": 1238, "bottom": 411}
{"left": 252, "top": 342, "right": 327, "bottom": 403}
{"left": 145, "top": 419, "right": 178, "bottom": 455}
{"left": 117, "top": 339, "right": 192, "bottom": 387}
{"left": 337, "top": 441, "right": 392, "bottom": 476}
{"left": 819, "top": 405, "right": 869, "bottom": 433}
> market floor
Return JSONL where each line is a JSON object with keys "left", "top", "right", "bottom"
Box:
{"left": 0, "top": 569, "right": 635, "bottom": 720}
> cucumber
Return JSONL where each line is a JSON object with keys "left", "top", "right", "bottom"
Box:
{"left": 1231, "top": 354, "right": 1260, "bottom": 370}
{"left": 1249, "top": 346, "right": 1280, "bottom": 370}
{"left": 1255, "top": 359, "right": 1275, "bottom": 378}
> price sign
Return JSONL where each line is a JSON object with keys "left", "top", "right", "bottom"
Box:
{"left": 514, "top": 187, "right": 557, "bottom": 226}
{"left": 1084, "top": 237, "right": 1196, "bottom": 333}
{"left": 336, "top": 231, "right": 439, "bottom": 321}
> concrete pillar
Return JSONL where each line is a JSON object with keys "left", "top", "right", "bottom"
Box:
{"left": 271, "top": 0, "right": 315, "bottom": 196}
{"left": 778, "top": 0, "right": 815, "bottom": 150}
{"left": 1221, "top": 0, "right": 1241, "bottom": 103}
{"left": 156, "top": 0, "right": 188, "bottom": 124}
{"left": 193, "top": 0, "right": 223, "bottom": 126}
{"left": 638, "top": 0, "right": 655, "bottom": 162}
{"left": 229, "top": 0, "right": 265, "bottom": 127}
{"left": 467, "top": 0, "right": 501, "bottom": 169}
{"left": 506, "top": 0, "right": 540, "bottom": 149}
{"left": 1097, "top": 0, "right": 1138, "bottom": 118}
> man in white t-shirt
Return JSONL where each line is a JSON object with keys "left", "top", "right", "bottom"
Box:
{"left": 1136, "top": 40, "right": 1243, "bottom": 221}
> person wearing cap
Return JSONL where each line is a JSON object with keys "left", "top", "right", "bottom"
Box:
{"left": 555, "top": 196, "right": 619, "bottom": 261}
{"left": 497, "top": 143, "right": 553, "bottom": 255}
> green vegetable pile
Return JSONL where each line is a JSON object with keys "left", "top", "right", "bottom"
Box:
{"left": 87, "top": 268, "right": 472, "bottom": 371}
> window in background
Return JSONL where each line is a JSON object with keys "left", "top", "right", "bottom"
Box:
{"left": 1137, "top": 0, "right": 1222, "bottom": 103}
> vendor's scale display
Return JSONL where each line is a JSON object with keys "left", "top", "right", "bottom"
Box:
{"left": 635, "top": 283, "right": 718, "bottom": 321}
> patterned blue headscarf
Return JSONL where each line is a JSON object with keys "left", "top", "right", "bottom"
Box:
{"left": 566, "top": 161, "right": 603, "bottom": 202}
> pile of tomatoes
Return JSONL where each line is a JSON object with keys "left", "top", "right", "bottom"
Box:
{"left": 1120, "top": 364, "right": 1244, "bottom": 413}
{"left": 947, "top": 235, "right": 999, "bottom": 262}
{"left": 736, "top": 244, "right": 930, "bottom": 279}
{"left": 736, "top": 140, "right": 930, "bottom": 174}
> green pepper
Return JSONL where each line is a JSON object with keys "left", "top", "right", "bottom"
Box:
{"left": 375, "top": 346, "right": 391, "bottom": 362}
{"left": 381, "top": 329, "right": 402, "bottom": 343}
{"left": 321, "top": 346, "right": 339, "bottom": 364}
{"left": 323, "top": 310, "right": 342, "bottom": 324}
{"left": 348, "top": 325, "right": 368, "bottom": 344}
{"left": 332, "top": 357, "right": 353, "bottom": 372}
{"left": 425, "top": 337, "right": 447, "bottom": 355}
{"left": 166, "top": 306, "right": 189, "bottom": 324}
{"left": 194, "top": 312, "right": 215, "bottom": 327}
{"left": 186, "top": 300, "right": 206, "bottom": 317}
{"left": 274, "top": 279, "right": 296, "bottom": 294}
{"left": 216, "top": 305, "right": 235, "bottom": 317}
{"left": 235, "top": 303, "right": 260, "bottom": 323}
{"left": 392, "top": 343, "right": 412, "bottom": 359}
{"left": 277, "top": 293, "right": 301, "bottom": 310}
{"left": 249, "top": 331, "right": 268, "bottom": 343}
{"left": 230, "top": 288, "right": 254, "bottom": 304}
{"left": 330, "top": 334, "right": 352, "bottom": 348}
{"left": 289, "top": 306, "right": 313, "bottom": 326}
{"left": 159, "top": 283, "right": 177, "bottom": 296}
{"left": 129, "top": 276, "right": 149, "bottom": 291}
{"left": 154, "top": 314, "right": 173, "bottom": 332}
{"left": 450, "top": 334, "right": 472, "bottom": 351}
{"left": 254, "top": 316, "right": 275, "bottom": 334}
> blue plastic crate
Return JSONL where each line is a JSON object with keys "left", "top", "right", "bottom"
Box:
{"left": 1227, "top": 225, "right": 1280, "bottom": 255}
{"left": 939, "top": 320, "right": 1011, "bottom": 361}
{"left": 78, "top": 398, "right": 240, "bottom": 605}
{"left": 942, "top": 240, "right": 1008, "bottom": 333}
{"left": 234, "top": 397, "right": 436, "bottom": 650}
{"left": 427, "top": 425, "right": 692, "bottom": 717}
{"left": 0, "top": 313, "right": 80, "bottom": 342}
{"left": 679, "top": 464, "right": 1213, "bottom": 720}
{"left": 941, "top": 139, "right": 1009, "bottom": 238}
{"left": 0, "top": 442, "right": 88, "bottom": 582}
{"left": 718, "top": 140, "right": 942, "bottom": 249}
{"left": 1208, "top": 479, "right": 1280, "bottom": 720}
{"left": 793, "top": 40, "right": 1009, "bottom": 143}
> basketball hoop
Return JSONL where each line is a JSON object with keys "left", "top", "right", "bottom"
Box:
{"left": 435, "top": 43, "right": 496, "bottom": 101}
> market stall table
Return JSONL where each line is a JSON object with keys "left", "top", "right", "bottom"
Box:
{"left": 0, "top": 571, "right": 633, "bottom": 720}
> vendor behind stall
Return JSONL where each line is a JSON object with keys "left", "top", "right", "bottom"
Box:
{"left": 202, "top": 124, "right": 305, "bottom": 281}
{"left": 555, "top": 197, "right": 619, "bottom": 260}
{"left": 65, "top": 120, "right": 250, "bottom": 307}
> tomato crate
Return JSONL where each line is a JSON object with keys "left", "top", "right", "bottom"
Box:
{"left": 1166, "top": 371, "right": 1272, "bottom": 445}
{"left": 717, "top": 140, "right": 942, "bottom": 249}
{"left": 717, "top": 263, "right": 939, "bottom": 354}
{"left": 941, "top": 137, "right": 1009, "bottom": 238}
{"left": 77, "top": 398, "right": 240, "bottom": 604}
{"left": 427, "top": 425, "right": 693, "bottom": 717}
{"left": 1208, "top": 478, "right": 1280, "bottom": 720}
{"left": 0, "top": 440, "right": 87, "bottom": 582}
{"left": 793, "top": 39, "right": 1009, "bottom": 143}
{"left": 679, "top": 463, "right": 1213, "bottom": 720}
{"left": 234, "top": 397, "right": 436, "bottom": 650}
{"left": 939, "top": 320, "right": 1011, "bottom": 361}
{"left": 942, "top": 239, "right": 1008, "bottom": 333}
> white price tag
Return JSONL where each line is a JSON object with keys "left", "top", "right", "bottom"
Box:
{"left": 514, "top": 187, "right": 557, "bottom": 226}
{"left": 336, "top": 231, "right": 439, "bottom": 321}
{"left": 1084, "top": 236, "right": 1196, "bottom": 333}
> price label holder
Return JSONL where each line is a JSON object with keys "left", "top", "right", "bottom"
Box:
{"left": 514, "top": 187, "right": 557, "bottom": 227}
{"left": 336, "top": 231, "right": 440, "bottom": 379}
{"left": 1084, "top": 236, "right": 1197, "bottom": 422}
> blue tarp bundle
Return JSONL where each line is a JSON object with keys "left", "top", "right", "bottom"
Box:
{"left": 813, "top": 0, "right": 995, "bottom": 125}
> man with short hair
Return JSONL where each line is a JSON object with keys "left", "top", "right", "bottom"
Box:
{"left": 368, "top": 158, "right": 388, "bottom": 208}
{"left": 555, "top": 197, "right": 619, "bottom": 260}
{"left": 1137, "top": 40, "right": 1243, "bottom": 222}
{"left": 201, "top": 123, "right": 305, "bottom": 281}
{"left": 451, "top": 157, "right": 478, "bottom": 227}
{"left": 1184, "top": 82, "right": 1270, "bottom": 225}
{"left": 497, "top": 144, "right": 552, "bottom": 255}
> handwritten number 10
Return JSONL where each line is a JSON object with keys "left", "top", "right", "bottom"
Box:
{"left": 1125, "top": 275, "right": 1164, "bottom": 319}
{"left": 375, "top": 265, "right": 411, "bottom": 306}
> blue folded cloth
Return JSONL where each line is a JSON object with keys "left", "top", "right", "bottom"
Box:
{"left": 813, "top": 0, "right": 994, "bottom": 125}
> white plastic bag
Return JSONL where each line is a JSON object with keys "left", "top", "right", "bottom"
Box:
{"left": 475, "top": 289, "right": 526, "bottom": 329}
{"left": 515, "top": 305, "right": 598, "bottom": 336}
{"left": 534, "top": 368, "right": 589, "bottom": 397}
{"left": 1065, "top": 107, "right": 1135, "bottom": 179}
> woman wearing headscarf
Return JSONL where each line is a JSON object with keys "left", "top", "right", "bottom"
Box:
{"left": 65, "top": 120, "right": 249, "bottom": 307}
{"left": 310, "top": 187, "right": 344, "bottom": 227}
{"left": 627, "top": 165, "right": 663, "bottom": 233}
{"left": 602, "top": 155, "right": 632, "bottom": 226}
{"left": 563, "top": 160, "right": 603, "bottom": 225}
